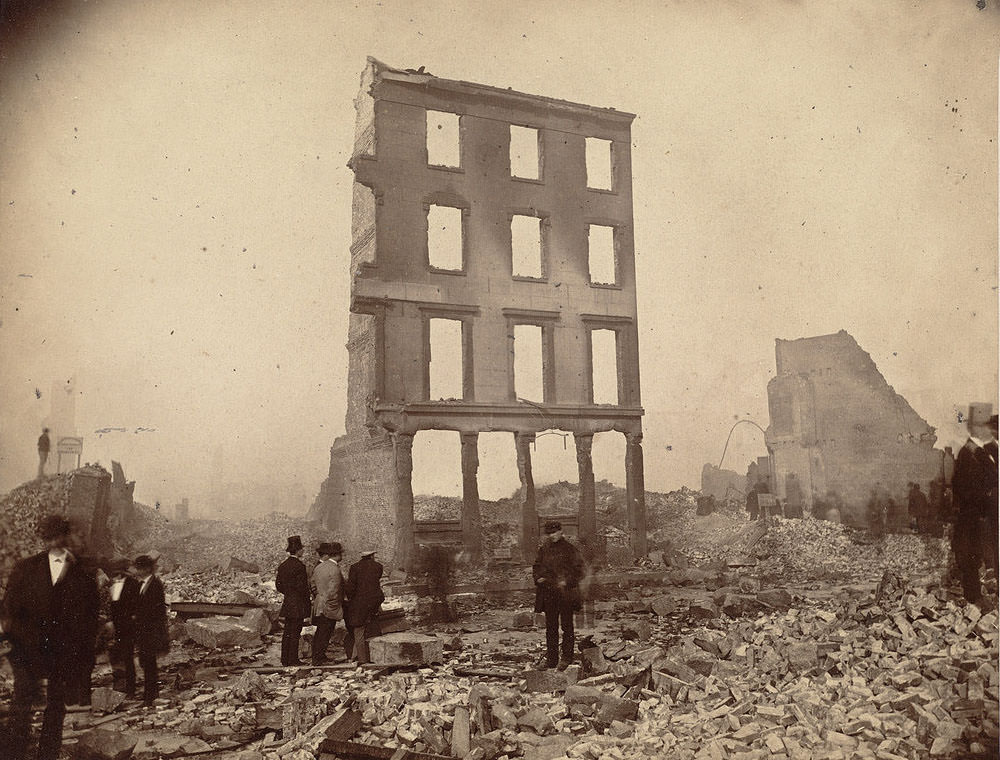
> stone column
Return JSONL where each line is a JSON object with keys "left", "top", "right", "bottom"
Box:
{"left": 625, "top": 432, "right": 648, "bottom": 557}
{"left": 575, "top": 433, "right": 596, "bottom": 548}
{"left": 392, "top": 432, "right": 415, "bottom": 572}
{"left": 460, "top": 432, "right": 483, "bottom": 558}
{"left": 516, "top": 432, "right": 538, "bottom": 561}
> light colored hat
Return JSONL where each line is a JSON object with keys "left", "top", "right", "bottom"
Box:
{"left": 360, "top": 547, "right": 376, "bottom": 557}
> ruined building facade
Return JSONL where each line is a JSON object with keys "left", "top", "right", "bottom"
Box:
{"left": 311, "top": 59, "right": 646, "bottom": 568}
{"left": 763, "top": 331, "right": 941, "bottom": 522}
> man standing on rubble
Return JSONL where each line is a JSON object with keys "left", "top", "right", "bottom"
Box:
{"left": 311, "top": 542, "right": 344, "bottom": 665}
{"left": 108, "top": 558, "right": 140, "bottom": 697}
{"left": 343, "top": 547, "right": 384, "bottom": 664}
{"left": 1, "top": 514, "right": 99, "bottom": 760}
{"left": 532, "top": 520, "right": 585, "bottom": 671}
{"left": 983, "top": 415, "right": 998, "bottom": 576}
{"left": 951, "top": 404, "right": 996, "bottom": 605}
{"left": 276, "top": 535, "right": 310, "bottom": 666}
{"left": 133, "top": 555, "right": 169, "bottom": 706}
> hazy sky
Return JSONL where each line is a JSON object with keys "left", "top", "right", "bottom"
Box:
{"left": 1, "top": 0, "right": 997, "bottom": 510}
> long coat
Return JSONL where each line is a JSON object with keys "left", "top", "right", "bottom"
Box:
{"left": 109, "top": 575, "right": 141, "bottom": 642}
{"left": 344, "top": 557, "right": 384, "bottom": 628}
{"left": 1, "top": 551, "right": 99, "bottom": 672}
{"left": 532, "top": 538, "right": 585, "bottom": 612}
{"left": 311, "top": 560, "right": 345, "bottom": 621}
{"left": 134, "top": 575, "right": 170, "bottom": 654}
{"left": 276, "top": 555, "right": 311, "bottom": 620}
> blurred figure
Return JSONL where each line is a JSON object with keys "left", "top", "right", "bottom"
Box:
{"left": 867, "top": 484, "right": 889, "bottom": 538}
{"left": 310, "top": 542, "right": 344, "bottom": 665}
{"left": 952, "top": 404, "right": 995, "bottom": 605}
{"left": 532, "top": 520, "right": 585, "bottom": 671}
{"left": 276, "top": 535, "right": 310, "bottom": 666}
{"left": 784, "top": 474, "right": 804, "bottom": 518}
{"left": 908, "top": 482, "right": 930, "bottom": 534}
{"left": 1, "top": 515, "right": 99, "bottom": 760}
{"left": 133, "top": 555, "right": 169, "bottom": 706}
{"left": 108, "top": 559, "right": 140, "bottom": 697}
{"left": 36, "top": 428, "right": 50, "bottom": 479}
{"left": 983, "top": 415, "right": 998, "bottom": 575}
{"left": 344, "top": 547, "right": 385, "bottom": 664}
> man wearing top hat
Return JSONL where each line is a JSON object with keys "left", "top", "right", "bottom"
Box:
{"left": 344, "top": 547, "right": 384, "bottom": 664}
{"left": 532, "top": 520, "right": 585, "bottom": 671}
{"left": 276, "top": 535, "right": 310, "bottom": 666}
{"left": 1, "top": 514, "right": 99, "bottom": 760}
{"left": 310, "top": 542, "right": 344, "bottom": 665}
{"left": 952, "top": 403, "right": 997, "bottom": 605}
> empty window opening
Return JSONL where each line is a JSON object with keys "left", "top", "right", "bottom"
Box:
{"left": 510, "top": 125, "right": 540, "bottom": 179}
{"left": 511, "top": 215, "right": 542, "bottom": 278}
{"left": 426, "top": 110, "right": 461, "bottom": 167}
{"left": 412, "top": 430, "right": 462, "bottom": 499}
{"left": 591, "top": 329, "right": 619, "bottom": 405}
{"left": 531, "top": 429, "right": 578, "bottom": 486}
{"left": 428, "top": 205, "right": 463, "bottom": 271}
{"left": 588, "top": 224, "right": 616, "bottom": 285}
{"left": 513, "top": 324, "right": 544, "bottom": 402}
{"left": 478, "top": 432, "right": 522, "bottom": 502}
{"left": 429, "top": 318, "right": 464, "bottom": 400}
{"left": 592, "top": 431, "right": 626, "bottom": 487}
{"left": 585, "top": 137, "right": 613, "bottom": 190}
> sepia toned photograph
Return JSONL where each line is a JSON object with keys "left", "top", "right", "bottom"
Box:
{"left": 1, "top": 1, "right": 997, "bottom": 759}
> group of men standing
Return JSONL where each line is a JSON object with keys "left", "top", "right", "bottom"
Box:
{"left": 1, "top": 515, "right": 168, "bottom": 760}
{"left": 275, "top": 536, "right": 385, "bottom": 666}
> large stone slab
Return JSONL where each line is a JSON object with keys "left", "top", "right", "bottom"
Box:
{"left": 185, "top": 616, "right": 261, "bottom": 649}
{"left": 239, "top": 607, "right": 272, "bottom": 636}
{"left": 368, "top": 632, "right": 443, "bottom": 665}
{"left": 74, "top": 728, "right": 138, "bottom": 760}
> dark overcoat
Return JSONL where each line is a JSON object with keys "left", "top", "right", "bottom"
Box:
{"left": 276, "top": 555, "right": 311, "bottom": 619}
{"left": 344, "top": 557, "right": 384, "bottom": 628}
{"left": 134, "top": 575, "right": 170, "bottom": 654}
{"left": 1, "top": 551, "right": 99, "bottom": 671}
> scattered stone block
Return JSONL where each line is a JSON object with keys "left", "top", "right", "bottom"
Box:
{"left": 580, "top": 647, "right": 609, "bottom": 675}
{"left": 518, "top": 707, "right": 554, "bottom": 735}
{"left": 524, "top": 669, "right": 570, "bottom": 693}
{"left": 228, "top": 556, "right": 261, "bottom": 573}
{"left": 522, "top": 734, "right": 575, "bottom": 760}
{"left": 185, "top": 617, "right": 260, "bottom": 649}
{"left": 756, "top": 588, "right": 793, "bottom": 609}
{"left": 90, "top": 687, "right": 126, "bottom": 714}
{"left": 689, "top": 600, "right": 719, "bottom": 619}
{"left": 239, "top": 607, "right": 272, "bottom": 636}
{"left": 597, "top": 695, "right": 638, "bottom": 723}
{"left": 368, "top": 632, "right": 443, "bottom": 666}
{"left": 74, "top": 728, "right": 138, "bottom": 760}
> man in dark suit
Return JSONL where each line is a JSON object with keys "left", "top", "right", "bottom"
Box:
{"left": 343, "top": 547, "right": 384, "bottom": 664}
{"left": 983, "top": 415, "right": 998, "bottom": 576}
{"left": 276, "top": 536, "right": 310, "bottom": 666}
{"left": 1, "top": 514, "right": 100, "bottom": 760}
{"left": 952, "top": 404, "right": 997, "bottom": 605}
{"left": 108, "top": 558, "right": 141, "bottom": 696}
{"left": 133, "top": 555, "right": 169, "bottom": 706}
{"left": 532, "top": 520, "right": 585, "bottom": 671}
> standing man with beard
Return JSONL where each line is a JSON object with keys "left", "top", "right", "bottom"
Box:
{"left": 1, "top": 514, "right": 99, "bottom": 760}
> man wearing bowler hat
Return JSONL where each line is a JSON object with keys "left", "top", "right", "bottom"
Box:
{"left": 310, "top": 542, "right": 344, "bottom": 665}
{"left": 276, "top": 536, "right": 310, "bottom": 666}
{"left": 532, "top": 520, "right": 585, "bottom": 670}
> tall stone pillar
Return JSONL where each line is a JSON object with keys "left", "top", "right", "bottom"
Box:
{"left": 625, "top": 432, "right": 648, "bottom": 557}
{"left": 575, "top": 433, "right": 596, "bottom": 549}
{"left": 516, "top": 432, "right": 538, "bottom": 561}
{"left": 460, "top": 432, "right": 483, "bottom": 558}
{"left": 392, "top": 432, "right": 415, "bottom": 571}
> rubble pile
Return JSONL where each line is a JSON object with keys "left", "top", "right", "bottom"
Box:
{"left": 0, "top": 473, "right": 74, "bottom": 594}
{"left": 756, "top": 517, "right": 949, "bottom": 583}
{"left": 164, "top": 571, "right": 281, "bottom": 605}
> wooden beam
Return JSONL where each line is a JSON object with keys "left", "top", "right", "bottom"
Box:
{"left": 319, "top": 739, "right": 455, "bottom": 760}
